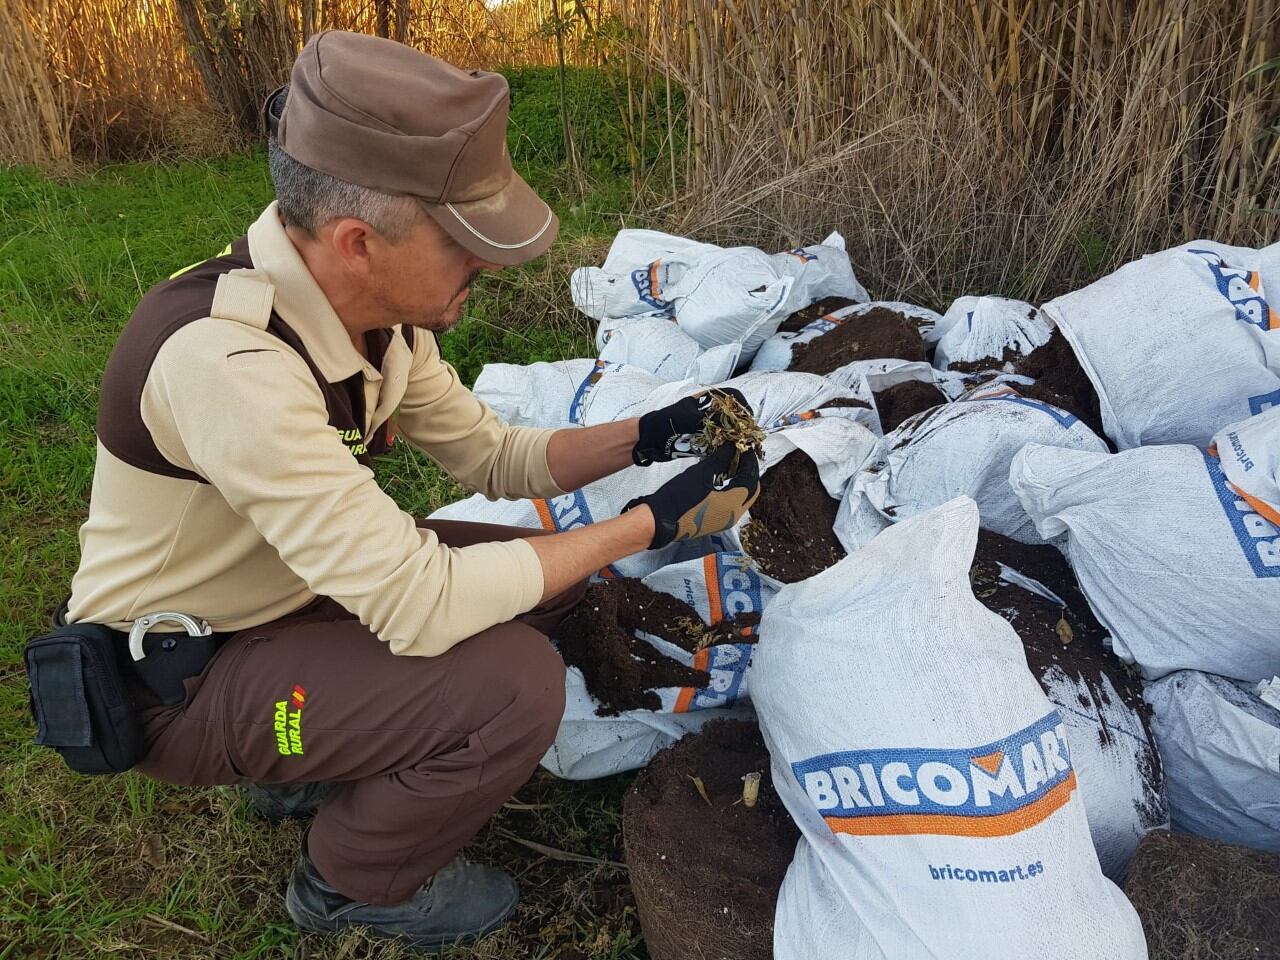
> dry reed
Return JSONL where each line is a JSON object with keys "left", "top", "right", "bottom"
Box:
{"left": 638, "top": 0, "right": 1280, "bottom": 300}
{"left": 5, "top": 0, "right": 1278, "bottom": 300}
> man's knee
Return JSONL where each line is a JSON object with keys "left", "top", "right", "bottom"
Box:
{"left": 456, "top": 624, "right": 565, "bottom": 754}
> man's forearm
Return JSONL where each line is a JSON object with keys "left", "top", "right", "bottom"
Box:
{"left": 525, "top": 505, "right": 654, "bottom": 600}
{"left": 545, "top": 418, "right": 640, "bottom": 492}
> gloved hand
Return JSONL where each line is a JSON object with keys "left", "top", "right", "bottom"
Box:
{"left": 624, "top": 442, "right": 761, "bottom": 549}
{"left": 632, "top": 388, "right": 752, "bottom": 466}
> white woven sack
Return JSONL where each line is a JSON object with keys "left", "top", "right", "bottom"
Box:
{"left": 541, "top": 551, "right": 774, "bottom": 780}
{"left": 596, "top": 315, "right": 741, "bottom": 383}
{"left": 604, "top": 369, "right": 876, "bottom": 434}
{"left": 1041, "top": 240, "right": 1280, "bottom": 448}
{"left": 473, "top": 358, "right": 599, "bottom": 429}
{"left": 749, "top": 301, "right": 942, "bottom": 373}
{"left": 1009, "top": 411, "right": 1280, "bottom": 681}
{"left": 857, "top": 385, "right": 1107, "bottom": 543}
{"left": 754, "top": 498, "right": 1147, "bottom": 960}
{"left": 666, "top": 247, "right": 794, "bottom": 361}
{"left": 769, "top": 231, "right": 870, "bottom": 316}
{"left": 934, "top": 296, "right": 1051, "bottom": 370}
{"left": 570, "top": 229, "right": 719, "bottom": 321}
{"left": 989, "top": 565, "right": 1169, "bottom": 880}
{"left": 1144, "top": 670, "right": 1280, "bottom": 852}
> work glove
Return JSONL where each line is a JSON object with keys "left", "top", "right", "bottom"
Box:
{"left": 625, "top": 442, "right": 761, "bottom": 549}
{"left": 632, "top": 388, "right": 752, "bottom": 466}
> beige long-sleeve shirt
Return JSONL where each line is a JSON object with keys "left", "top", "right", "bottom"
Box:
{"left": 68, "top": 203, "right": 564, "bottom": 655}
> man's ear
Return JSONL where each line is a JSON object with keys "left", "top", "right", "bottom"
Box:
{"left": 328, "top": 218, "right": 377, "bottom": 277}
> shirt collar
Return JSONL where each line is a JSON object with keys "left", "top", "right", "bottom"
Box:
{"left": 247, "top": 202, "right": 366, "bottom": 384}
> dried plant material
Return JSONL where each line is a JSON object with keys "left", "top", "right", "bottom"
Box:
{"left": 741, "top": 772, "right": 762, "bottom": 808}
{"left": 1056, "top": 617, "right": 1074, "bottom": 645}
{"left": 688, "top": 774, "right": 712, "bottom": 807}
{"left": 692, "top": 393, "right": 765, "bottom": 462}
{"left": 140, "top": 833, "right": 166, "bottom": 868}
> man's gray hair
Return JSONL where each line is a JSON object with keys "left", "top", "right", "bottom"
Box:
{"left": 267, "top": 139, "right": 424, "bottom": 242}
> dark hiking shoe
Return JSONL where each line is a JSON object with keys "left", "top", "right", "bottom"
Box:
{"left": 284, "top": 848, "right": 519, "bottom": 953}
{"left": 239, "top": 781, "right": 335, "bottom": 822}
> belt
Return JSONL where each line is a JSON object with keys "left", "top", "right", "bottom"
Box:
{"left": 54, "top": 600, "right": 235, "bottom": 708}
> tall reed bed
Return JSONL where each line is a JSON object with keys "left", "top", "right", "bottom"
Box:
{"left": 634, "top": 0, "right": 1280, "bottom": 299}
{"left": 2, "top": 0, "right": 610, "bottom": 165}
{"left": 5, "top": 0, "right": 1278, "bottom": 300}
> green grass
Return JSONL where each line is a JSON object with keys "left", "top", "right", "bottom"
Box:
{"left": 0, "top": 78, "right": 652, "bottom": 958}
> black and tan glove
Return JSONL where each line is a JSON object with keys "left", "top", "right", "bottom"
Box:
{"left": 632, "top": 388, "right": 751, "bottom": 466}
{"left": 625, "top": 442, "right": 761, "bottom": 549}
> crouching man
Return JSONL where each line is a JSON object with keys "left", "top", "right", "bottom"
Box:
{"left": 55, "top": 31, "right": 757, "bottom": 955}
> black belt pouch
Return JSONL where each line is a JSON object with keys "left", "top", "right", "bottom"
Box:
{"left": 24, "top": 624, "right": 140, "bottom": 775}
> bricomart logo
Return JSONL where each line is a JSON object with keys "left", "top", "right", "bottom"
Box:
{"left": 791, "top": 711, "right": 1076, "bottom": 838}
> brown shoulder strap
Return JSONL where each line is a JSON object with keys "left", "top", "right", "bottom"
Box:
{"left": 97, "top": 239, "right": 265, "bottom": 482}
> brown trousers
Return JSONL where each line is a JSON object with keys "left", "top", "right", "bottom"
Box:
{"left": 132, "top": 519, "right": 584, "bottom": 905}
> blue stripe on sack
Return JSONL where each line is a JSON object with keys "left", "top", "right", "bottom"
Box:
{"left": 567, "top": 360, "right": 616, "bottom": 425}
{"left": 1200, "top": 449, "right": 1280, "bottom": 579}
{"left": 1187, "top": 247, "right": 1278, "bottom": 332}
{"left": 687, "top": 553, "right": 763, "bottom": 711}
{"left": 966, "top": 389, "right": 1079, "bottom": 429}
{"left": 1248, "top": 388, "right": 1280, "bottom": 417}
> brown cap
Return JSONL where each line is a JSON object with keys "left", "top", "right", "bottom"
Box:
{"left": 270, "top": 31, "right": 557, "bottom": 266}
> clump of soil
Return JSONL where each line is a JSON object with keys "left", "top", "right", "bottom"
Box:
{"left": 1011, "top": 330, "right": 1107, "bottom": 441}
{"left": 555, "top": 580, "right": 758, "bottom": 715}
{"left": 971, "top": 531, "right": 1164, "bottom": 823}
{"left": 624, "top": 720, "right": 799, "bottom": 960}
{"left": 970, "top": 531, "right": 1147, "bottom": 724}
{"left": 872, "top": 379, "right": 946, "bottom": 433}
{"left": 741, "top": 450, "right": 846, "bottom": 583}
{"left": 1125, "top": 831, "right": 1280, "bottom": 959}
{"left": 817, "top": 396, "right": 870, "bottom": 411}
{"left": 788, "top": 307, "right": 927, "bottom": 375}
{"left": 776, "top": 295, "right": 858, "bottom": 334}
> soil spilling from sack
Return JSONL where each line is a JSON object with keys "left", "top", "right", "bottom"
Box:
{"left": 970, "top": 531, "right": 1164, "bottom": 821}
{"left": 624, "top": 720, "right": 799, "bottom": 960}
{"left": 1125, "top": 831, "right": 1280, "bottom": 958}
{"left": 1009, "top": 330, "right": 1107, "bottom": 440}
{"left": 788, "top": 307, "right": 928, "bottom": 375}
{"left": 776, "top": 295, "right": 859, "bottom": 334}
{"left": 742, "top": 450, "right": 846, "bottom": 583}
{"left": 873, "top": 380, "right": 946, "bottom": 432}
{"left": 555, "top": 580, "right": 759, "bottom": 715}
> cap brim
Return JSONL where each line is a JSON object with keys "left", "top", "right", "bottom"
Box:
{"left": 420, "top": 173, "right": 558, "bottom": 267}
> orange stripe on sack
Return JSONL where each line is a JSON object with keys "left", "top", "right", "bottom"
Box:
{"left": 650, "top": 260, "right": 662, "bottom": 301}
{"left": 824, "top": 772, "right": 1077, "bottom": 838}
{"left": 532, "top": 499, "right": 557, "bottom": 532}
{"left": 674, "top": 646, "right": 712, "bottom": 714}
{"left": 675, "top": 556, "right": 724, "bottom": 714}
{"left": 1228, "top": 482, "right": 1280, "bottom": 528}
{"left": 703, "top": 554, "right": 724, "bottom": 623}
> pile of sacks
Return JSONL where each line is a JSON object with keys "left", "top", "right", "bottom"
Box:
{"left": 432, "top": 228, "right": 1280, "bottom": 957}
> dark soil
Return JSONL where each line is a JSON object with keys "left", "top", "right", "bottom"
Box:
{"left": 1010, "top": 330, "right": 1107, "bottom": 442}
{"left": 970, "top": 531, "right": 1164, "bottom": 823}
{"left": 624, "top": 720, "right": 799, "bottom": 960}
{"left": 742, "top": 450, "right": 846, "bottom": 583}
{"left": 776, "top": 295, "right": 859, "bottom": 333}
{"left": 1125, "top": 831, "right": 1280, "bottom": 960}
{"left": 555, "top": 580, "right": 758, "bottom": 715}
{"left": 788, "top": 306, "right": 928, "bottom": 375}
{"left": 872, "top": 379, "right": 946, "bottom": 432}
{"left": 817, "top": 396, "right": 870, "bottom": 411}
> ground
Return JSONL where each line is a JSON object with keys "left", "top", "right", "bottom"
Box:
{"left": 0, "top": 121, "right": 654, "bottom": 957}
